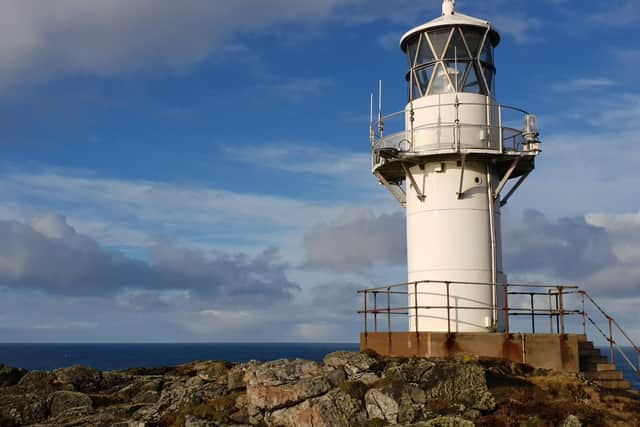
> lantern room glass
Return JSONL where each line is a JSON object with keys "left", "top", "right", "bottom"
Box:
{"left": 405, "top": 25, "right": 497, "bottom": 100}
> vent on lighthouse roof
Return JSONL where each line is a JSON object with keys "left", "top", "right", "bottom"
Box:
{"left": 442, "top": 0, "right": 455, "bottom": 16}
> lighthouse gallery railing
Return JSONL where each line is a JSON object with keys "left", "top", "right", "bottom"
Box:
{"left": 370, "top": 101, "right": 533, "bottom": 162}
{"left": 357, "top": 280, "right": 640, "bottom": 380}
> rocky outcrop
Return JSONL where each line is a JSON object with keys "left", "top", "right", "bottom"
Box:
{"left": 48, "top": 390, "right": 93, "bottom": 417}
{"left": 0, "top": 352, "right": 638, "bottom": 426}
{"left": 0, "top": 365, "right": 26, "bottom": 387}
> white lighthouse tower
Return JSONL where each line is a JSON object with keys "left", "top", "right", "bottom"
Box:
{"left": 370, "top": 0, "right": 541, "bottom": 333}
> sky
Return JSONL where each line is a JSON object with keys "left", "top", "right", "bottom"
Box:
{"left": 0, "top": 0, "right": 639, "bottom": 344}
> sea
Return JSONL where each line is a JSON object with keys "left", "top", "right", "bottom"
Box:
{"left": 0, "top": 343, "right": 637, "bottom": 391}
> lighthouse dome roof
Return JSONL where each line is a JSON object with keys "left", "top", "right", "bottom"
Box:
{"left": 400, "top": 12, "right": 500, "bottom": 52}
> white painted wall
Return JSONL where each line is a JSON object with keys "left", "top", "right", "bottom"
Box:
{"left": 404, "top": 94, "right": 507, "bottom": 333}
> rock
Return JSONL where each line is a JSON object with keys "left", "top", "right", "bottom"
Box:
{"left": 116, "top": 378, "right": 162, "bottom": 401}
{"left": 50, "top": 404, "right": 95, "bottom": 424}
{"left": 353, "top": 372, "right": 381, "bottom": 385}
{"left": 193, "top": 361, "right": 232, "bottom": 383}
{"left": 0, "top": 393, "right": 48, "bottom": 425}
{"left": 245, "top": 359, "right": 343, "bottom": 411}
{"left": 184, "top": 414, "right": 218, "bottom": 426}
{"left": 133, "top": 390, "right": 160, "bottom": 404}
{"left": 0, "top": 365, "right": 27, "bottom": 387}
{"left": 365, "top": 388, "right": 399, "bottom": 424}
{"left": 0, "top": 352, "right": 637, "bottom": 426}
{"left": 385, "top": 358, "right": 437, "bottom": 384}
{"left": 17, "top": 370, "right": 56, "bottom": 390}
{"left": 48, "top": 390, "right": 93, "bottom": 417}
{"left": 53, "top": 365, "right": 103, "bottom": 392}
{"left": 323, "top": 351, "right": 378, "bottom": 377}
{"left": 404, "top": 416, "right": 475, "bottom": 427}
{"left": 561, "top": 415, "right": 582, "bottom": 427}
{"left": 419, "top": 359, "right": 495, "bottom": 411}
{"left": 245, "top": 359, "right": 322, "bottom": 387}
{"left": 268, "top": 389, "right": 366, "bottom": 427}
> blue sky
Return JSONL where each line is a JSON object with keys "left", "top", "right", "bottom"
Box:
{"left": 0, "top": 0, "right": 638, "bottom": 343}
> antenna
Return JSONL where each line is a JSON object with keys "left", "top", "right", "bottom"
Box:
{"left": 442, "top": 0, "right": 456, "bottom": 16}
{"left": 370, "top": 92, "right": 374, "bottom": 145}
{"left": 378, "top": 80, "right": 384, "bottom": 138}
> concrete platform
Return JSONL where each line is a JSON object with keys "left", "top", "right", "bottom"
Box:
{"left": 360, "top": 332, "right": 586, "bottom": 372}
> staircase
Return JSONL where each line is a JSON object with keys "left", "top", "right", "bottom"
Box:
{"left": 579, "top": 341, "right": 637, "bottom": 394}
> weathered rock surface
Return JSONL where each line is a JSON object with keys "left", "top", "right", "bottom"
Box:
{"left": 48, "top": 390, "right": 93, "bottom": 417}
{"left": 0, "top": 352, "right": 637, "bottom": 426}
{"left": 0, "top": 365, "right": 26, "bottom": 387}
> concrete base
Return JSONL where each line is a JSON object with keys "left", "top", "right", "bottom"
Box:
{"left": 360, "top": 332, "right": 587, "bottom": 372}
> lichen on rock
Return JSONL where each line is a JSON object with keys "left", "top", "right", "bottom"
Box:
{"left": 0, "top": 352, "right": 637, "bottom": 426}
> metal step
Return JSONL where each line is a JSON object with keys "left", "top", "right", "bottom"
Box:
{"left": 579, "top": 349, "right": 604, "bottom": 358}
{"left": 596, "top": 363, "right": 617, "bottom": 372}
{"left": 578, "top": 341, "right": 595, "bottom": 349}
{"left": 583, "top": 371, "right": 624, "bottom": 380}
{"left": 580, "top": 355, "right": 609, "bottom": 364}
{"left": 594, "top": 379, "right": 632, "bottom": 390}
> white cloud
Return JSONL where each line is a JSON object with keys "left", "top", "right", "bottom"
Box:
{"left": 226, "top": 144, "right": 371, "bottom": 179}
{"left": 269, "top": 79, "right": 334, "bottom": 100}
{"left": 0, "top": 168, "right": 352, "bottom": 255}
{"left": 589, "top": 0, "right": 640, "bottom": 26}
{"left": 0, "top": 214, "right": 300, "bottom": 302}
{"left": 293, "top": 323, "right": 339, "bottom": 341}
{"left": 587, "top": 212, "right": 640, "bottom": 261}
{"left": 377, "top": 32, "right": 403, "bottom": 51}
{"left": 552, "top": 78, "right": 615, "bottom": 93}
{"left": 491, "top": 15, "right": 541, "bottom": 44}
{"left": 304, "top": 208, "right": 406, "bottom": 272}
{"left": 0, "top": 0, "right": 359, "bottom": 90}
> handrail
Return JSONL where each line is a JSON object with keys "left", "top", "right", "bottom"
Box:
{"left": 582, "top": 291, "right": 640, "bottom": 375}
{"left": 369, "top": 101, "right": 535, "bottom": 159}
{"left": 358, "top": 279, "right": 578, "bottom": 293}
{"left": 372, "top": 101, "right": 530, "bottom": 126}
{"left": 358, "top": 280, "right": 639, "bottom": 380}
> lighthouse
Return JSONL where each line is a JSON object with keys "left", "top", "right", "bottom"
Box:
{"left": 359, "top": 1, "right": 639, "bottom": 389}
{"left": 370, "top": 0, "right": 541, "bottom": 333}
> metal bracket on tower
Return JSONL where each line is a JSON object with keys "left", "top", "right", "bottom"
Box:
{"left": 457, "top": 154, "right": 466, "bottom": 199}
{"left": 493, "top": 156, "right": 522, "bottom": 200}
{"left": 375, "top": 171, "right": 407, "bottom": 207}
{"left": 500, "top": 172, "right": 531, "bottom": 207}
{"left": 401, "top": 163, "right": 426, "bottom": 202}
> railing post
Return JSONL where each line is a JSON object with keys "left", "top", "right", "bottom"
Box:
{"left": 363, "top": 291, "right": 368, "bottom": 338}
{"left": 446, "top": 282, "right": 452, "bottom": 334}
{"left": 530, "top": 293, "right": 535, "bottom": 334}
{"left": 503, "top": 284, "right": 510, "bottom": 334}
{"left": 580, "top": 291, "right": 586, "bottom": 336}
{"left": 387, "top": 287, "right": 391, "bottom": 336}
{"left": 498, "top": 105, "right": 504, "bottom": 153}
{"left": 558, "top": 287, "right": 565, "bottom": 335}
{"left": 374, "top": 292, "right": 378, "bottom": 333}
{"left": 454, "top": 97, "right": 460, "bottom": 152}
{"left": 414, "top": 282, "right": 419, "bottom": 338}
{"left": 548, "top": 290, "right": 554, "bottom": 333}
{"left": 555, "top": 294, "right": 560, "bottom": 333}
{"left": 608, "top": 316, "right": 615, "bottom": 364}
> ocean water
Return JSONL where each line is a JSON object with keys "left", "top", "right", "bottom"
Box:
{"left": 0, "top": 343, "right": 637, "bottom": 391}
{"left": 0, "top": 343, "right": 360, "bottom": 371}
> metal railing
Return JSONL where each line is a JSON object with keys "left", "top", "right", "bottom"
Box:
{"left": 358, "top": 280, "right": 640, "bottom": 379}
{"left": 370, "top": 102, "right": 535, "bottom": 164}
